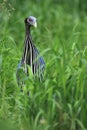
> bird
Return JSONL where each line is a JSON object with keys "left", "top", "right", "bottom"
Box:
{"left": 16, "top": 16, "right": 45, "bottom": 92}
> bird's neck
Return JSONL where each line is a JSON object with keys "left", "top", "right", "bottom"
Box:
{"left": 25, "top": 24, "right": 31, "bottom": 36}
{"left": 21, "top": 24, "right": 32, "bottom": 65}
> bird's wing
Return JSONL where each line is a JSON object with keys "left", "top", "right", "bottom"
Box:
{"left": 33, "top": 45, "right": 45, "bottom": 80}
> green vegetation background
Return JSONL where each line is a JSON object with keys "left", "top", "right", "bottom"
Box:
{"left": 0, "top": 0, "right": 87, "bottom": 130}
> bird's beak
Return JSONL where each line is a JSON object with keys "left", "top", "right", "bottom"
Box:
{"left": 33, "top": 22, "right": 37, "bottom": 28}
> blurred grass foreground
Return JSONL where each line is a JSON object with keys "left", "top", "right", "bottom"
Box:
{"left": 0, "top": 0, "right": 87, "bottom": 130}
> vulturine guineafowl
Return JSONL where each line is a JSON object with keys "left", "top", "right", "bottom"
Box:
{"left": 16, "top": 16, "right": 45, "bottom": 92}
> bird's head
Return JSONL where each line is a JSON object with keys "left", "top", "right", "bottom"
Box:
{"left": 25, "top": 16, "right": 37, "bottom": 28}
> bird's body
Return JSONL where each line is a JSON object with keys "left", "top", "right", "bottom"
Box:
{"left": 16, "top": 16, "right": 45, "bottom": 88}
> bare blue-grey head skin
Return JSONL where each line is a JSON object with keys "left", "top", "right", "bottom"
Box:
{"left": 25, "top": 16, "right": 37, "bottom": 28}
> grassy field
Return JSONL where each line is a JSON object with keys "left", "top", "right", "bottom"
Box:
{"left": 0, "top": 0, "right": 87, "bottom": 130}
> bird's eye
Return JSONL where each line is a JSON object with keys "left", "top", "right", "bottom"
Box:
{"left": 29, "top": 18, "right": 33, "bottom": 22}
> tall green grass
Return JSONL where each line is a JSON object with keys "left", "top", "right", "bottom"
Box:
{"left": 0, "top": 0, "right": 87, "bottom": 130}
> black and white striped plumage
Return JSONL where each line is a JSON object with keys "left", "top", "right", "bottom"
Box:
{"left": 17, "top": 16, "right": 45, "bottom": 86}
